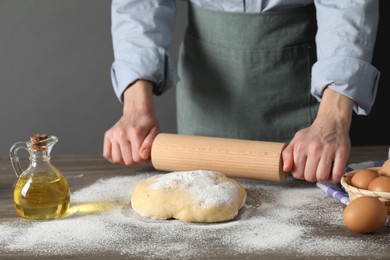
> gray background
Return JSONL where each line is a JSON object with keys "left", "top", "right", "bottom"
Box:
{"left": 0, "top": 0, "right": 187, "bottom": 156}
{"left": 0, "top": 0, "right": 389, "bottom": 156}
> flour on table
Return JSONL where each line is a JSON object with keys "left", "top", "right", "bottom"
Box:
{"left": 0, "top": 172, "right": 389, "bottom": 259}
{"left": 131, "top": 170, "right": 246, "bottom": 222}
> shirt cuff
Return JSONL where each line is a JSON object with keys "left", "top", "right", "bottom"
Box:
{"left": 311, "top": 56, "right": 380, "bottom": 115}
{"left": 111, "top": 47, "right": 179, "bottom": 102}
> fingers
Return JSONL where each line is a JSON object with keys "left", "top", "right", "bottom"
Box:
{"left": 285, "top": 141, "right": 307, "bottom": 180}
{"left": 103, "top": 116, "right": 160, "bottom": 166}
{"left": 140, "top": 126, "right": 160, "bottom": 161}
{"left": 289, "top": 145, "right": 332, "bottom": 182}
{"left": 112, "top": 141, "right": 126, "bottom": 164}
{"left": 292, "top": 151, "right": 307, "bottom": 180}
{"left": 129, "top": 130, "right": 142, "bottom": 164}
{"left": 282, "top": 144, "right": 294, "bottom": 173}
{"left": 104, "top": 130, "right": 129, "bottom": 165}
{"left": 119, "top": 138, "right": 134, "bottom": 165}
{"left": 308, "top": 143, "right": 332, "bottom": 182}
{"left": 331, "top": 147, "right": 349, "bottom": 183}
{"left": 304, "top": 155, "right": 320, "bottom": 182}
{"left": 104, "top": 131, "right": 139, "bottom": 166}
{"left": 103, "top": 133, "right": 112, "bottom": 162}
{"left": 285, "top": 141, "right": 348, "bottom": 183}
{"left": 315, "top": 155, "right": 332, "bottom": 182}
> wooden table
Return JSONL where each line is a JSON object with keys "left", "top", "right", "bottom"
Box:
{"left": 0, "top": 146, "right": 389, "bottom": 259}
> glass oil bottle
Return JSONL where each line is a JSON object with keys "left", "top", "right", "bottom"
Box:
{"left": 10, "top": 134, "right": 70, "bottom": 220}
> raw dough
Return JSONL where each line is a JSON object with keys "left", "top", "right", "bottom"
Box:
{"left": 131, "top": 170, "right": 246, "bottom": 223}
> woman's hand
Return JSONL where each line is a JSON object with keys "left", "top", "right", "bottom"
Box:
{"left": 282, "top": 88, "right": 353, "bottom": 183}
{"left": 103, "top": 80, "right": 160, "bottom": 165}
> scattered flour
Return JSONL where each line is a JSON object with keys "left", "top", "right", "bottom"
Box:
{"left": 0, "top": 172, "right": 389, "bottom": 259}
{"left": 148, "top": 170, "right": 242, "bottom": 207}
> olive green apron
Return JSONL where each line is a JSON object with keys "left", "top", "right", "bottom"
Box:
{"left": 177, "top": 4, "right": 319, "bottom": 142}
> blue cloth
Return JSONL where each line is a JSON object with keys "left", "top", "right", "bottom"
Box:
{"left": 317, "top": 161, "right": 390, "bottom": 227}
{"left": 111, "top": 0, "right": 380, "bottom": 115}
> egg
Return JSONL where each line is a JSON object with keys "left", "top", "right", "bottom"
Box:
{"left": 367, "top": 176, "right": 390, "bottom": 192}
{"left": 350, "top": 168, "right": 379, "bottom": 189}
{"left": 343, "top": 196, "right": 388, "bottom": 233}
{"left": 379, "top": 159, "right": 390, "bottom": 176}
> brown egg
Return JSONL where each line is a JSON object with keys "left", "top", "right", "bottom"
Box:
{"left": 350, "top": 168, "right": 379, "bottom": 189}
{"left": 379, "top": 159, "right": 390, "bottom": 176}
{"left": 367, "top": 176, "right": 390, "bottom": 192}
{"left": 343, "top": 196, "right": 388, "bottom": 233}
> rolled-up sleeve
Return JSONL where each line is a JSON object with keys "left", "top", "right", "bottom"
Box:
{"left": 311, "top": 0, "right": 380, "bottom": 115}
{"left": 111, "top": 0, "right": 178, "bottom": 101}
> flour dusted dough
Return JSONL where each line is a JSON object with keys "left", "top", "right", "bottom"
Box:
{"left": 131, "top": 170, "right": 246, "bottom": 223}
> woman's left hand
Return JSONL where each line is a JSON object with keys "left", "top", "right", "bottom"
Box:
{"left": 282, "top": 88, "right": 354, "bottom": 183}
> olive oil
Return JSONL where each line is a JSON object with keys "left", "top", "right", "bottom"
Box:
{"left": 10, "top": 134, "right": 71, "bottom": 220}
{"left": 14, "top": 172, "right": 70, "bottom": 220}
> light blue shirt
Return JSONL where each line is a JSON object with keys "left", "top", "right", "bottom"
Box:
{"left": 111, "top": 0, "right": 380, "bottom": 115}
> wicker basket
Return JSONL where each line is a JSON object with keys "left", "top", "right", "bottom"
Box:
{"left": 341, "top": 167, "right": 390, "bottom": 214}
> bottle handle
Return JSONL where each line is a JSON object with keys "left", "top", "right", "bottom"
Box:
{"left": 9, "top": 142, "right": 28, "bottom": 178}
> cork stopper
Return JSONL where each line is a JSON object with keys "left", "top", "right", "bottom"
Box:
{"left": 30, "top": 134, "right": 49, "bottom": 151}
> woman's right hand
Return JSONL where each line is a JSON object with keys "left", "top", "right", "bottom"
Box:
{"left": 103, "top": 80, "right": 160, "bottom": 165}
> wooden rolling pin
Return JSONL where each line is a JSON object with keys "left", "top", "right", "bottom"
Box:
{"left": 151, "top": 133, "right": 287, "bottom": 182}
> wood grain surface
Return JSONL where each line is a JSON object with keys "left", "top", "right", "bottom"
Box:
{"left": 152, "top": 134, "right": 287, "bottom": 182}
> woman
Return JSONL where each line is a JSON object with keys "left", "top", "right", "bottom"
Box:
{"left": 103, "top": 0, "right": 380, "bottom": 182}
